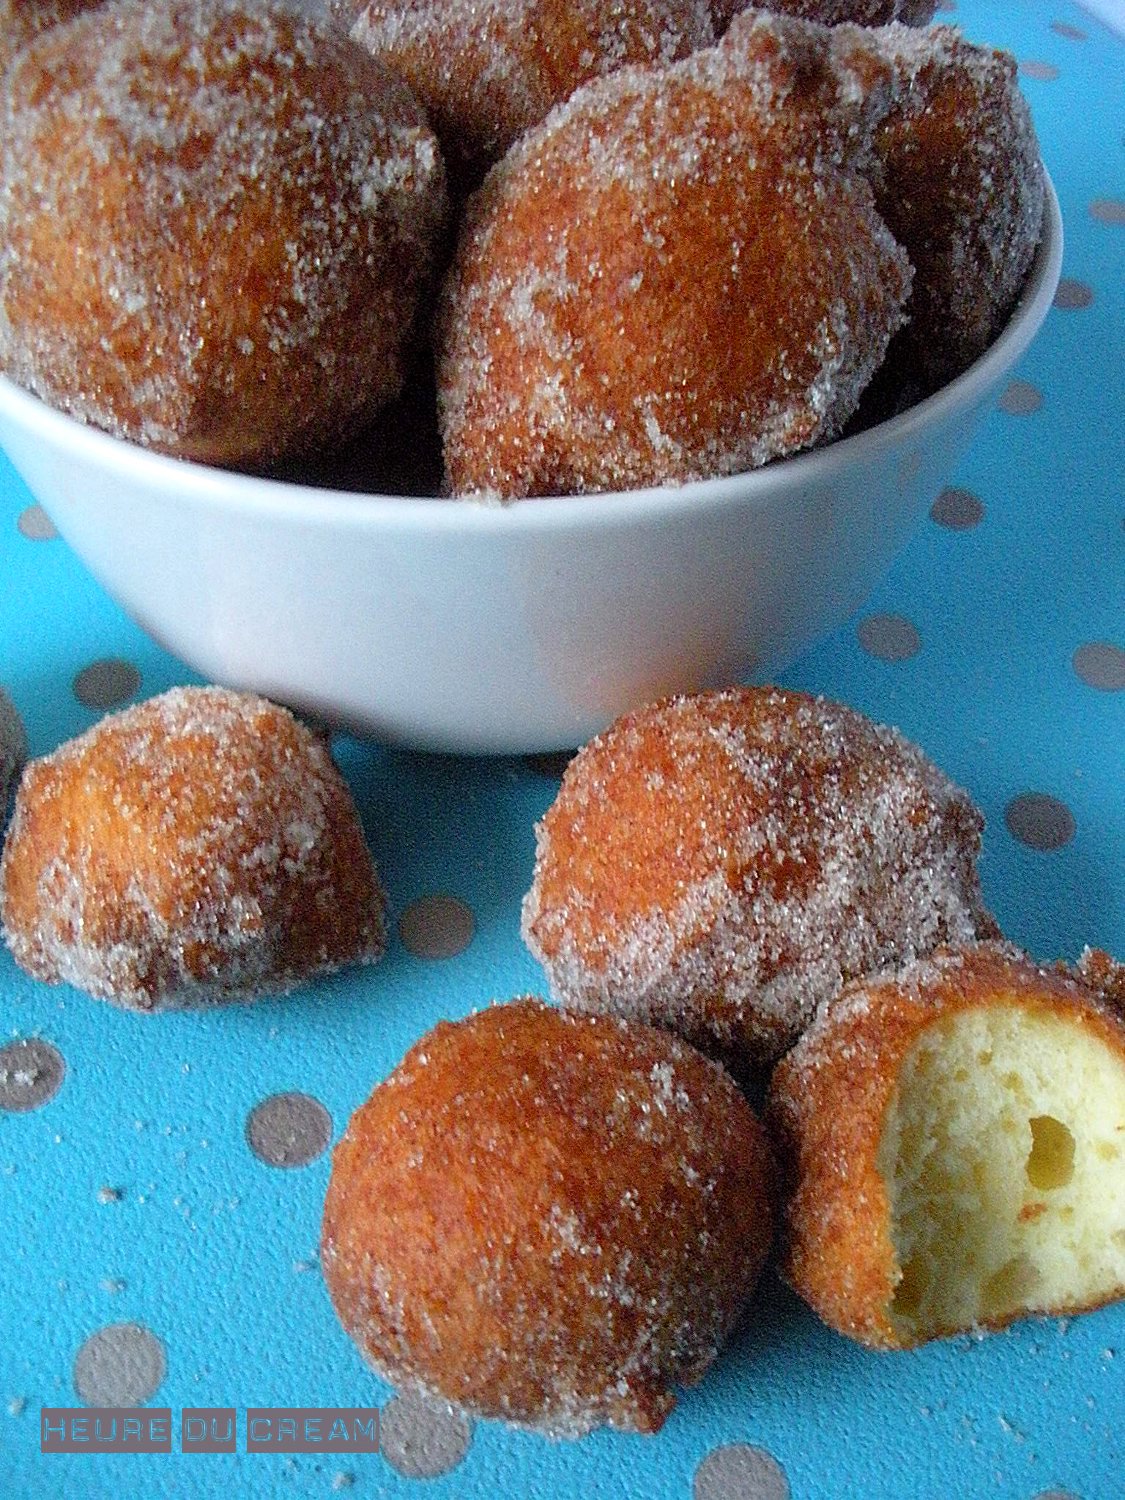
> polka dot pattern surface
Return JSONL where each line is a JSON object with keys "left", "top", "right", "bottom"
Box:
{"left": 1053, "top": 278, "right": 1094, "bottom": 308}
{"left": 1004, "top": 793, "right": 1077, "bottom": 852}
{"left": 72, "top": 657, "right": 141, "bottom": 710}
{"left": 931, "top": 487, "right": 985, "bottom": 529}
{"left": 397, "top": 894, "right": 475, "bottom": 959}
{"left": 15, "top": 504, "right": 56, "bottom": 540}
{"left": 0, "top": 2, "right": 1122, "bottom": 1497}
{"left": 245, "top": 1092, "right": 332, "bottom": 1168}
{"left": 73, "top": 1325, "right": 166, "bottom": 1407}
{"left": 998, "top": 378, "right": 1045, "bottom": 415}
{"left": 0, "top": 1038, "right": 64, "bottom": 1112}
{"left": 379, "top": 1391, "right": 472, "bottom": 1478}
{"left": 693, "top": 1445, "right": 790, "bottom": 1500}
{"left": 1072, "top": 642, "right": 1125, "bottom": 690}
{"left": 856, "top": 612, "right": 922, "bottom": 661}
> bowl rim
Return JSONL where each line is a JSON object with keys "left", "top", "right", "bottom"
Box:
{"left": 0, "top": 173, "right": 1062, "bottom": 537}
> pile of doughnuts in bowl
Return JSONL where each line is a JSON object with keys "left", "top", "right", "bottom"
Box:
{"left": 0, "top": 0, "right": 1046, "bottom": 497}
{"left": 3, "top": 676, "right": 1125, "bottom": 1438}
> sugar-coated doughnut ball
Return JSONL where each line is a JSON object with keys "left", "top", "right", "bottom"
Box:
{"left": 0, "top": 687, "right": 385, "bottom": 1009}
{"left": 832, "top": 21, "right": 1044, "bottom": 391}
{"left": 0, "top": 0, "right": 103, "bottom": 75}
{"left": 0, "top": 0, "right": 447, "bottom": 467}
{"left": 0, "top": 686, "right": 26, "bottom": 812}
{"left": 346, "top": 0, "right": 715, "bottom": 185}
{"left": 768, "top": 944, "right": 1125, "bottom": 1347}
{"left": 710, "top": 0, "right": 935, "bottom": 37}
{"left": 522, "top": 687, "right": 997, "bottom": 1069}
{"left": 322, "top": 998, "right": 774, "bottom": 1435}
{"left": 437, "top": 19, "right": 912, "bottom": 498}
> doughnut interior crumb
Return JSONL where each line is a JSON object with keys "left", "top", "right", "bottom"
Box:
{"left": 879, "top": 1002, "right": 1125, "bottom": 1341}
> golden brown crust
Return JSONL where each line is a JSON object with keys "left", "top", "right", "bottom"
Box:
{"left": 0, "top": 0, "right": 447, "bottom": 467}
{"left": 523, "top": 686, "right": 995, "bottom": 1068}
{"left": 832, "top": 21, "right": 1044, "bottom": 392}
{"left": 767, "top": 943, "right": 1125, "bottom": 1348}
{"left": 0, "top": 686, "right": 385, "bottom": 1008}
{"left": 712, "top": 0, "right": 935, "bottom": 35}
{"left": 321, "top": 998, "right": 773, "bottom": 1435}
{"left": 437, "top": 23, "right": 911, "bottom": 497}
{"left": 0, "top": 0, "right": 102, "bottom": 75}
{"left": 1073, "top": 947, "right": 1125, "bottom": 1015}
{"left": 347, "top": 0, "right": 715, "bottom": 185}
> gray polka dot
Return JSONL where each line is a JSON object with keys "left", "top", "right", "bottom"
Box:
{"left": 0, "top": 1039, "right": 65, "bottom": 1113}
{"left": 524, "top": 751, "right": 574, "bottom": 780}
{"left": 1073, "top": 642, "right": 1125, "bottom": 691}
{"left": 694, "top": 1444, "right": 790, "bottom": 1500}
{"left": 1005, "top": 793, "right": 1075, "bottom": 852}
{"left": 1054, "top": 279, "right": 1094, "bottom": 310}
{"left": 398, "top": 895, "right": 475, "bottom": 960}
{"left": 1020, "top": 60, "right": 1060, "bottom": 80}
{"left": 999, "top": 380, "right": 1043, "bottom": 415}
{"left": 1090, "top": 199, "right": 1125, "bottom": 226}
{"left": 246, "top": 1092, "right": 331, "bottom": 1168}
{"left": 931, "top": 487, "right": 984, "bottom": 529}
{"left": 73, "top": 658, "right": 141, "bottom": 711}
{"left": 16, "top": 504, "right": 57, "bottom": 541}
{"left": 857, "top": 613, "right": 921, "bottom": 662}
{"left": 1050, "top": 21, "right": 1086, "bottom": 39}
{"left": 74, "top": 1323, "right": 166, "bottom": 1406}
{"left": 380, "top": 1390, "right": 471, "bottom": 1479}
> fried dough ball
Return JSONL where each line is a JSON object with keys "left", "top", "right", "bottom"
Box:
{"left": 0, "top": 687, "right": 385, "bottom": 1009}
{"left": 322, "top": 998, "right": 773, "bottom": 1435}
{"left": 0, "top": 686, "right": 26, "bottom": 812}
{"left": 0, "top": 0, "right": 447, "bottom": 467}
{"left": 831, "top": 21, "right": 1045, "bottom": 391}
{"left": 710, "top": 0, "right": 934, "bottom": 37}
{"left": 437, "top": 23, "right": 912, "bottom": 498}
{"left": 345, "top": 0, "right": 715, "bottom": 186}
{"left": 522, "top": 687, "right": 997, "bottom": 1069}
{"left": 768, "top": 944, "right": 1125, "bottom": 1348}
{"left": 0, "top": 0, "right": 103, "bottom": 76}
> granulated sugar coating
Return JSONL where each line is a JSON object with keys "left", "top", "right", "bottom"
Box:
{"left": 710, "top": 0, "right": 935, "bottom": 35}
{"left": 522, "top": 687, "right": 997, "bottom": 1069}
{"left": 0, "top": 0, "right": 103, "bottom": 75}
{"left": 0, "top": 686, "right": 25, "bottom": 811}
{"left": 322, "top": 999, "right": 773, "bottom": 1436}
{"left": 828, "top": 20, "right": 1045, "bottom": 390}
{"left": 437, "top": 16, "right": 912, "bottom": 498}
{"left": 346, "top": 0, "right": 715, "bottom": 184}
{"left": 0, "top": 0, "right": 447, "bottom": 466}
{"left": 0, "top": 687, "right": 386, "bottom": 1009}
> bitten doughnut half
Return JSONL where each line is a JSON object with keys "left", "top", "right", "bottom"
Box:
{"left": 522, "top": 686, "right": 997, "bottom": 1069}
{"left": 709, "top": 0, "right": 935, "bottom": 38}
{"left": 322, "top": 999, "right": 774, "bottom": 1436}
{"left": 0, "top": 686, "right": 26, "bottom": 811}
{"left": 832, "top": 21, "right": 1045, "bottom": 392}
{"left": 768, "top": 944, "right": 1125, "bottom": 1348}
{"left": 437, "top": 20, "right": 912, "bottom": 498}
{"left": 0, "top": 687, "right": 385, "bottom": 1009}
{"left": 345, "top": 0, "right": 715, "bottom": 186}
{"left": 0, "top": 0, "right": 447, "bottom": 467}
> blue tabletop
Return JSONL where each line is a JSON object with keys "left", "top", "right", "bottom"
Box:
{"left": 1, "top": 1, "right": 1123, "bottom": 1496}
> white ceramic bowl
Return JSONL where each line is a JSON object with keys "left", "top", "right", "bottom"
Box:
{"left": 0, "top": 178, "right": 1061, "bottom": 754}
